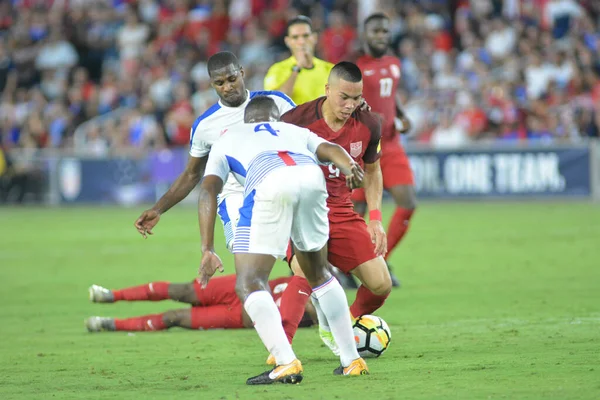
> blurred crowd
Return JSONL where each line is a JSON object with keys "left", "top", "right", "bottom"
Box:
{"left": 0, "top": 0, "right": 599, "bottom": 156}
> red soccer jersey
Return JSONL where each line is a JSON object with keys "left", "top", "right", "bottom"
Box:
{"left": 355, "top": 54, "right": 401, "bottom": 142}
{"left": 282, "top": 97, "right": 382, "bottom": 210}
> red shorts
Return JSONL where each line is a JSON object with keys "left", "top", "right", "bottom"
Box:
{"left": 193, "top": 274, "right": 240, "bottom": 306}
{"left": 286, "top": 208, "right": 377, "bottom": 274}
{"left": 189, "top": 304, "right": 244, "bottom": 329}
{"left": 351, "top": 140, "right": 414, "bottom": 202}
{"left": 191, "top": 275, "right": 244, "bottom": 329}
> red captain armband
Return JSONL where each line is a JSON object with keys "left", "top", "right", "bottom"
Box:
{"left": 369, "top": 210, "right": 382, "bottom": 222}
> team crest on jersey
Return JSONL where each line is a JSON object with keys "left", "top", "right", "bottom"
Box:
{"left": 390, "top": 64, "right": 401, "bottom": 78}
{"left": 350, "top": 142, "right": 363, "bottom": 158}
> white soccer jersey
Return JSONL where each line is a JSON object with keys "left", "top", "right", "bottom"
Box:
{"left": 205, "top": 122, "right": 330, "bottom": 258}
{"left": 204, "top": 121, "right": 328, "bottom": 195}
{"left": 189, "top": 90, "right": 295, "bottom": 200}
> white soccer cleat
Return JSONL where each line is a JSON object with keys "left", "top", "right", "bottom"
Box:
{"left": 85, "top": 316, "right": 115, "bottom": 332}
{"left": 319, "top": 326, "right": 340, "bottom": 356}
{"left": 89, "top": 284, "right": 114, "bottom": 303}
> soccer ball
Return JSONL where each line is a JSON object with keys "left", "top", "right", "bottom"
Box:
{"left": 353, "top": 315, "right": 391, "bottom": 358}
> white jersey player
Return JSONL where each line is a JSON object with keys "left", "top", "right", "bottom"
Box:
{"left": 133, "top": 51, "right": 295, "bottom": 248}
{"left": 197, "top": 95, "right": 369, "bottom": 385}
{"left": 205, "top": 119, "right": 329, "bottom": 257}
{"left": 189, "top": 89, "right": 295, "bottom": 248}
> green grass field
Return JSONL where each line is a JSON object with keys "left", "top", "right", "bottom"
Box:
{"left": 1, "top": 202, "right": 599, "bottom": 399}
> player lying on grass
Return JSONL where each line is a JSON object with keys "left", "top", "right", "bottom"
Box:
{"left": 85, "top": 275, "right": 316, "bottom": 332}
{"left": 268, "top": 61, "right": 392, "bottom": 362}
{"left": 198, "top": 96, "right": 369, "bottom": 384}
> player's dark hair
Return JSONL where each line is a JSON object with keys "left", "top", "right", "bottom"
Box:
{"left": 207, "top": 51, "right": 241, "bottom": 76}
{"left": 244, "top": 96, "right": 278, "bottom": 121}
{"left": 364, "top": 12, "right": 389, "bottom": 28}
{"left": 286, "top": 15, "right": 313, "bottom": 35}
{"left": 330, "top": 61, "right": 362, "bottom": 83}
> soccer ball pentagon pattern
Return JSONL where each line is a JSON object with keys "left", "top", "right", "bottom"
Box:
{"left": 353, "top": 315, "right": 391, "bottom": 358}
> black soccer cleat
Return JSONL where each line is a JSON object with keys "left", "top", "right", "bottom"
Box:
{"left": 246, "top": 359, "right": 303, "bottom": 385}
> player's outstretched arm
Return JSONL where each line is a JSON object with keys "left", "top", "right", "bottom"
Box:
{"left": 363, "top": 160, "right": 387, "bottom": 257}
{"left": 134, "top": 156, "right": 208, "bottom": 238}
{"left": 315, "top": 142, "right": 364, "bottom": 189}
{"left": 197, "top": 175, "right": 225, "bottom": 288}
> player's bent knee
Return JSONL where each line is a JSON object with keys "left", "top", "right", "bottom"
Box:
{"left": 162, "top": 310, "right": 184, "bottom": 327}
{"left": 370, "top": 277, "right": 392, "bottom": 296}
{"left": 390, "top": 185, "right": 418, "bottom": 210}
{"left": 184, "top": 282, "right": 201, "bottom": 305}
{"left": 354, "top": 259, "right": 393, "bottom": 296}
{"left": 405, "top": 193, "right": 418, "bottom": 210}
{"left": 235, "top": 275, "right": 269, "bottom": 302}
{"left": 397, "top": 194, "right": 417, "bottom": 210}
{"left": 294, "top": 248, "right": 331, "bottom": 287}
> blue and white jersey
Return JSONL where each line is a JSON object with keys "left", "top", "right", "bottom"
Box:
{"left": 204, "top": 121, "right": 328, "bottom": 196}
{"left": 190, "top": 90, "right": 295, "bottom": 199}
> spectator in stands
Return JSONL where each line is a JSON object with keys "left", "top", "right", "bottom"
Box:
{"left": 0, "top": 0, "right": 597, "bottom": 152}
{"left": 117, "top": 9, "right": 150, "bottom": 77}
{"left": 0, "top": 143, "right": 44, "bottom": 203}
{"left": 35, "top": 29, "right": 78, "bottom": 75}
{"left": 430, "top": 108, "right": 471, "bottom": 149}
{"left": 319, "top": 10, "right": 356, "bottom": 64}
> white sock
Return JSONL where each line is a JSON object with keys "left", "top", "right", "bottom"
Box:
{"left": 312, "top": 277, "right": 360, "bottom": 367}
{"left": 244, "top": 290, "right": 296, "bottom": 366}
{"left": 310, "top": 294, "right": 330, "bottom": 331}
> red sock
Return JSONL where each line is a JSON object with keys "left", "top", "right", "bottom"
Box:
{"left": 114, "top": 314, "right": 167, "bottom": 331}
{"left": 349, "top": 285, "right": 389, "bottom": 318}
{"left": 278, "top": 276, "right": 312, "bottom": 344}
{"left": 113, "top": 282, "right": 170, "bottom": 302}
{"left": 385, "top": 208, "right": 414, "bottom": 260}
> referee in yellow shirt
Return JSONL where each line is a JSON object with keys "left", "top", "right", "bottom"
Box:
{"left": 264, "top": 16, "right": 333, "bottom": 105}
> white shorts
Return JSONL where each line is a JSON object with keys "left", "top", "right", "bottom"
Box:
{"left": 217, "top": 192, "right": 243, "bottom": 251}
{"left": 232, "top": 165, "right": 329, "bottom": 258}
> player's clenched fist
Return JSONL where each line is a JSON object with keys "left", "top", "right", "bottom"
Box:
{"left": 134, "top": 209, "right": 161, "bottom": 238}
{"left": 198, "top": 251, "right": 224, "bottom": 288}
{"left": 367, "top": 220, "right": 387, "bottom": 257}
{"left": 345, "top": 162, "right": 365, "bottom": 189}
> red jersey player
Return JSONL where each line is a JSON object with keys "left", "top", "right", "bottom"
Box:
{"left": 85, "top": 275, "right": 316, "bottom": 332}
{"left": 276, "top": 62, "right": 392, "bottom": 358}
{"left": 351, "top": 13, "right": 417, "bottom": 287}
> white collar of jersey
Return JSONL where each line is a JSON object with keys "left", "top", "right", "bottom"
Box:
{"left": 218, "top": 90, "right": 251, "bottom": 109}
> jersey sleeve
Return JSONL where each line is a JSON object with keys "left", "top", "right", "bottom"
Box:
{"left": 281, "top": 107, "right": 299, "bottom": 124}
{"left": 264, "top": 63, "right": 288, "bottom": 91}
{"left": 204, "top": 142, "right": 230, "bottom": 183}
{"left": 303, "top": 128, "right": 328, "bottom": 154}
{"left": 281, "top": 100, "right": 318, "bottom": 128}
{"left": 189, "top": 123, "right": 211, "bottom": 158}
{"left": 361, "top": 112, "right": 383, "bottom": 164}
